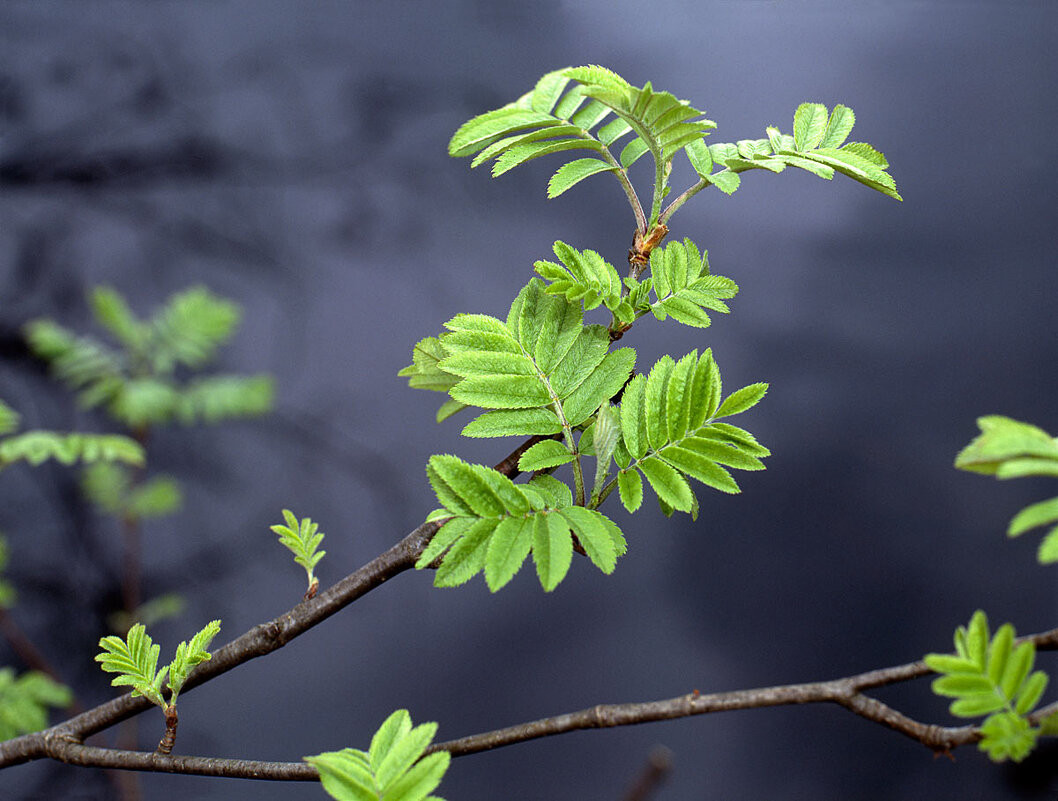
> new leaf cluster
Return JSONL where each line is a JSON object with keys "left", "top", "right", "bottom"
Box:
{"left": 956, "top": 416, "right": 1058, "bottom": 563}
{"left": 271, "top": 509, "right": 326, "bottom": 596}
{"left": 534, "top": 238, "right": 737, "bottom": 332}
{"left": 925, "top": 610, "right": 1054, "bottom": 762}
{"left": 306, "top": 709, "right": 449, "bottom": 801}
{"left": 95, "top": 620, "right": 221, "bottom": 710}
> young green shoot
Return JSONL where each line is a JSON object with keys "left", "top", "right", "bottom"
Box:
{"left": 271, "top": 509, "right": 326, "bottom": 599}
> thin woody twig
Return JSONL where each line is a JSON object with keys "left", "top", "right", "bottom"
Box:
{"left": 21, "top": 625, "right": 1057, "bottom": 781}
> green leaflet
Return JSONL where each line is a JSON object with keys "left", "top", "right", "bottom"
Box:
{"left": 461, "top": 408, "right": 563, "bottom": 439}
{"left": 419, "top": 455, "right": 625, "bottom": 591}
{"left": 547, "top": 158, "right": 616, "bottom": 198}
{"left": 617, "top": 350, "right": 769, "bottom": 514}
{"left": 562, "top": 348, "right": 636, "bottom": 426}
{"left": 175, "top": 374, "right": 274, "bottom": 425}
{"left": 646, "top": 239, "right": 738, "bottom": 330}
{"left": 305, "top": 709, "right": 450, "bottom": 801}
{"left": 925, "top": 610, "right": 1051, "bottom": 763}
{"left": 518, "top": 440, "right": 575, "bottom": 472}
{"left": 955, "top": 416, "right": 1058, "bottom": 564}
{"left": 617, "top": 468, "right": 644, "bottom": 513}
{"left": 793, "top": 102, "right": 829, "bottom": 152}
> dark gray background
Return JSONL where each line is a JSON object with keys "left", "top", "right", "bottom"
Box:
{"left": 2, "top": 1, "right": 1057, "bottom": 799}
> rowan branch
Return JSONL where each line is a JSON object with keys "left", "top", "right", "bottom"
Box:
{"left": 429, "top": 625, "right": 1058, "bottom": 759}
{"left": 17, "top": 626, "right": 1055, "bottom": 781}
{"left": 29, "top": 740, "right": 318, "bottom": 780}
{"left": 0, "top": 522, "right": 431, "bottom": 768}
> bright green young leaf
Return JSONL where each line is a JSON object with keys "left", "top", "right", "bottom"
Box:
{"left": 1037, "top": 528, "right": 1058, "bottom": 564}
{"left": 531, "top": 513, "right": 574, "bottom": 591}
{"left": 925, "top": 610, "right": 1052, "bottom": 763}
{"left": 81, "top": 463, "right": 180, "bottom": 521}
{"left": 306, "top": 709, "right": 450, "bottom": 801}
{"left": 702, "top": 102, "right": 899, "bottom": 199}
{"left": 617, "top": 468, "right": 644, "bottom": 513}
{"left": 449, "top": 66, "right": 715, "bottom": 202}
{"left": 484, "top": 517, "right": 535, "bottom": 591}
{"left": 150, "top": 286, "right": 240, "bottom": 372}
{"left": 638, "top": 457, "right": 695, "bottom": 513}
{"left": 167, "top": 620, "right": 221, "bottom": 703}
{"left": 95, "top": 624, "right": 167, "bottom": 708}
{"left": 271, "top": 509, "right": 327, "bottom": 594}
{"left": 126, "top": 475, "right": 183, "bottom": 520}
{"left": 174, "top": 374, "right": 274, "bottom": 425}
{"left": 534, "top": 241, "right": 623, "bottom": 312}
{"left": 90, "top": 287, "right": 147, "bottom": 352}
{"left": 978, "top": 712, "right": 1038, "bottom": 763}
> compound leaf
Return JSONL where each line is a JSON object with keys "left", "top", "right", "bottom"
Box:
{"left": 422, "top": 454, "right": 625, "bottom": 590}
{"left": 926, "top": 610, "right": 1052, "bottom": 763}
{"left": 617, "top": 351, "right": 767, "bottom": 515}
